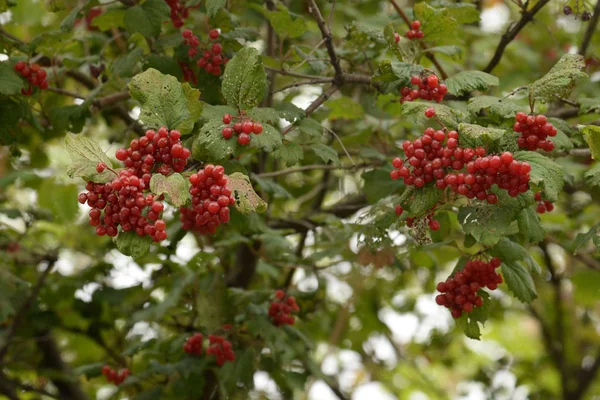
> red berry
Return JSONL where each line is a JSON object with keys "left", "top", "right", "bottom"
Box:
{"left": 424, "top": 107, "right": 436, "bottom": 118}
{"left": 411, "top": 20, "right": 421, "bottom": 30}
{"left": 222, "top": 127, "right": 233, "bottom": 139}
{"left": 237, "top": 133, "right": 251, "bottom": 145}
{"left": 252, "top": 123, "right": 263, "bottom": 134}
{"left": 209, "top": 29, "right": 220, "bottom": 40}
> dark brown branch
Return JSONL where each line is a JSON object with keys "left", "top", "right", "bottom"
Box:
{"left": 388, "top": 0, "right": 449, "bottom": 79}
{"left": 570, "top": 349, "right": 600, "bottom": 400}
{"left": 0, "top": 256, "right": 57, "bottom": 361}
{"left": 305, "top": 84, "right": 339, "bottom": 116}
{"left": 271, "top": 78, "right": 335, "bottom": 94}
{"left": 265, "top": 66, "right": 329, "bottom": 80}
{"left": 578, "top": 0, "right": 600, "bottom": 57}
{"left": 0, "top": 371, "right": 19, "bottom": 400}
{"left": 226, "top": 241, "right": 262, "bottom": 288}
{"left": 483, "top": 0, "right": 551, "bottom": 73}
{"left": 306, "top": 0, "right": 343, "bottom": 80}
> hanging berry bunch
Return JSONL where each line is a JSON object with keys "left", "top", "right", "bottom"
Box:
{"left": 563, "top": 4, "right": 592, "bottom": 20}
{"left": 399, "top": 73, "right": 447, "bottom": 103}
{"left": 101, "top": 365, "right": 130, "bottom": 385}
{"left": 221, "top": 112, "right": 263, "bottom": 146}
{"left": 183, "top": 333, "right": 204, "bottom": 356}
{"left": 390, "top": 128, "right": 531, "bottom": 202}
{"left": 435, "top": 257, "right": 503, "bottom": 318}
{"left": 206, "top": 335, "right": 235, "bottom": 366}
{"left": 165, "top": 0, "right": 197, "bottom": 27}
{"left": 180, "top": 29, "right": 228, "bottom": 80}
{"left": 179, "top": 164, "right": 235, "bottom": 234}
{"left": 514, "top": 112, "right": 557, "bottom": 152}
{"left": 78, "top": 127, "right": 191, "bottom": 241}
{"left": 535, "top": 191, "right": 554, "bottom": 213}
{"left": 269, "top": 290, "right": 300, "bottom": 326}
{"left": 14, "top": 61, "right": 48, "bottom": 95}
{"left": 406, "top": 20, "right": 424, "bottom": 40}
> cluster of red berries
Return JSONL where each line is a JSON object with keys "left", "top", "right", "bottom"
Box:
{"left": 390, "top": 128, "right": 532, "bottom": 203}
{"left": 206, "top": 334, "right": 235, "bottom": 366}
{"left": 221, "top": 113, "right": 263, "bottom": 146}
{"left": 183, "top": 332, "right": 204, "bottom": 356}
{"left": 404, "top": 205, "right": 441, "bottom": 231}
{"left": 165, "top": 0, "right": 196, "bottom": 28}
{"left": 79, "top": 167, "right": 168, "bottom": 241}
{"left": 115, "top": 127, "right": 191, "bottom": 181}
{"left": 269, "top": 290, "right": 300, "bottom": 326}
{"left": 406, "top": 20, "right": 424, "bottom": 40}
{"left": 400, "top": 74, "right": 447, "bottom": 104}
{"left": 180, "top": 28, "right": 227, "bottom": 80}
{"left": 101, "top": 365, "right": 130, "bottom": 385}
{"left": 435, "top": 257, "right": 503, "bottom": 318}
{"left": 514, "top": 112, "right": 557, "bottom": 152}
{"left": 179, "top": 164, "right": 235, "bottom": 234}
{"left": 14, "top": 61, "right": 48, "bottom": 95}
{"left": 535, "top": 191, "right": 554, "bottom": 213}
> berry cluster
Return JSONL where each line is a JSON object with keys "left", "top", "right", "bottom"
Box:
{"left": 399, "top": 74, "right": 447, "bottom": 104}
{"left": 79, "top": 168, "right": 168, "bottom": 241}
{"left": 14, "top": 61, "right": 48, "bottom": 95}
{"left": 390, "top": 128, "right": 532, "bottom": 203}
{"left": 221, "top": 113, "right": 263, "bottom": 146}
{"left": 269, "top": 290, "right": 300, "bottom": 326}
{"left": 181, "top": 29, "right": 227, "bottom": 79}
{"left": 183, "top": 332, "right": 203, "bottom": 356}
{"left": 206, "top": 335, "right": 235, "bottom": 366}
{"left": 406, "top": 20, "right": 424, "bottom": 40}
{"left": 406, "top": 205, "right": 440, "bottom": 231}
{"left": 535, "top": 191, "right": 554, "bottom": 213}
{"left": 514, "top": 112, "right": 557, "bottom": 152}
{"left": 179, "top": 164, "right": 235, "bottom": 234}
{"left": 115, "top": 127, "right": 191, "bottom": 181}
{"left": 101, "top": 365, "right": 130, "bottom": 385}
{"left": 435, "top": 257, "right": 503, "bottom": 318}
{"left": 165, "top": 0, "right": 196, "bottom": 27}
{"left": 563, "top": 5, "right": 592, "bottom": 20}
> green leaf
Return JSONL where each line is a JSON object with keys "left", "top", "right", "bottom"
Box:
{"left": 65, "top": 133, "right": 114, "bottom": 183}
{"left": 251, "top": 173, "right": 292, "bottom": 198}
{"left": 0, "top": 62, "right": 25, "bottom": 95}
{"left": 60, "top": 3, "right": 84, "bottom": 31}
{"left": 193, "top": 119, "right": 237, "bottom": 161}
{"left": 114, "top": 231, "right": 153, "bottom": 258}
{"left": 253, "top": 3, "right": 307, "bottom": 39}
{"left": 311, "top": 143, "right": 339, "bottom": 165}
{"left": 228, "top": 172, "right": 268, "bottom": 214}
{"left": 91, "top": 8, "right": 126, "bottom": 31}
{"left": 529, "top": 54, "right": 587, "bottom": 102}
{"left": 518, "top": 208, "right": 546, "bottom": 243}
{"left": 399, "top": 186, "right": 442, "bottom": 216}
{"left": 206, "top": 0, "right": 226, "bottom": 17}
{"left": 445, "top": 71, "right": 499, "bottom": 96}
{"left": 195, "top": 274, "right": 228, "bottom": 331}
{"left": 579, "top": 125, "right": 600, "bottom": 160}
{"left": 467, "top": 96, "right": 521, "bottom": 119}
{"left": 133, "top": 271, "right": 196, "bottom": 321}
{"left": 413, "top": 2, "right": 458, "bottom": 43}
{"left": 372, "top": 60, "right": 423, "bottom": 93}
{"left": 458, "top": 123, "right": 507, "bottom": 151}
{"left": 362, "top": 166, "right": 401, "bottom": 203}
{"left": 489, "top": 238, "right": 540, "bottom": 303}
{"left": 0, "top": 269, "right": 29, "bottom": 321}
{"left": 573, "top": 223, "right": 600, "bottom": 254}
{"left": 128, "top": 68, "right": 202, "bottom": 134}
{"left": 401, "top": 102, "right": 465, "bottom": 129}
{"left": 571, "top": 270, "right": 600, "bottom": 306}
{"left": 384, "top": 23, "right": 419, "bottom": 63}
{"left": 424, "top": 45, "right": 462, "bottom": 59}
{"left": 458, "top": 201, "right": 519, "bottom": 246}
{"left": 0, "top": 98, "right": 26, "bottom": 145}
{"left": 455, "top": 291, "right": 490, "bottom": 340}
{"left": 579, "top": 98, "right": 600, "bottom": 114}
{"left": 144, "top": 55, "right": 183, "bottom": 80}
{"left": 38, "top": 178, "right": 79, "bottom": 223}
{"left": 272, "top": 142, "right": 303, "bottom": 167}
{"left": 221, "top": 47, "right": 267, "bottom": 111}
{"left": 327, "top": 96, "right": 364, "bottom": 120}
{"left": 124, "top": 0, "right": 169, "bottom": 38}
{"left": 110, "top": 47, "right": 143, "bottom": 78}
{"left": 513, "top": 151, "right": 564, "bottom": 202}
{"left": 247, "top": 107, "right": 280, "bottom": 125}
{"left": 149, "top": 173, "right": 190, "bottom": 207}
{"left": 250, "top": 123, "right": 282, "bottom": 152}
{"left": 584, "top": 164, "right": 600, "bottom": 187}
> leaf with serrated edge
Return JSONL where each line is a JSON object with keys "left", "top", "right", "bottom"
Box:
{"left": 579, "top": 125, "right": 600, "bottom": 160}
{"left": 445, "top": 71, "right": 499, "bottom": 96}
{"left": 518, "top": 207, "right": 546, "bottom": 243}
{"left": 514, "top": 151, "right": 564, "bottom": 202}
{"left": 228, "top": 172, "right": 267, "bottom": 214}
{"left": 221, "top": 47, "right": 267, "bottom": 111}
{"left": 149, "top": 173, "right": 189, "bottom": 207}
{"left": 467, "top": 96, "right": 521, "bottom": 119}
{"left": 529, "top": 54, "right": 587, "bottom": 102}
{"left": 114, "top": 231, "right": 152, "bottom": 258}
{"left": 65, "top": 133, "right": 114, "bottom": 183}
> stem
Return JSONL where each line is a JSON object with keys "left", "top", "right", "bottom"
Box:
{"left": 578, "top": 0, "right": 600, "bottom": 56}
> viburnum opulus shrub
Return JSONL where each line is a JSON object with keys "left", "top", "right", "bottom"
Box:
{"left": 1, "top": 0, "right": 599, "bottom": 399}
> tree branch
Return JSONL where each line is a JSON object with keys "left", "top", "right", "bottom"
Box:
{"left": 483, "top": 0, "right": 551, "bottom": 73}
{"left": 0, "top": 256, "right": 57, "bottom": 361}
{"left": 578, "top": 0, "right": 600, "bottom": 57}
{"left": 388, "top": 0, "right": 449, "bottom": 79}
{"left": 257, "top": 163, "right": 374, "bottom": 178}
{"left": 570, "top": 348, "right": 600, "bottom": 400}
{"left": 305, "top": 84, "right": 340, "bottom": 116}
{"left": 306, "top": 0, "right": 343, "bottom": 80}
{"left": 271, "top": 78, "right": 335, "bottom": 94}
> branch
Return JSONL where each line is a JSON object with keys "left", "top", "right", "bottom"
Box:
{"left": 271, "top": 78, "right": 335, "bottom": 94}
{"left": 46, "top": 87, "right": 131, "bottom": 108}
{"left": 258, "top": 163, "right": 374, "bottom": 178}
{"left": 0, "top": 256, "right": 57, "bottom": 361}
{"left": 306, "top": 0, "right": 343, "bottom": 79}
{"left": 265, "top": 66, "right": 329, "bottom": 80}
{"left": 578, "top": 0, "right": 600, "bottom": 57}
{"left": 388, "top": 0, "right": 449, "bottom": 79}
{"left": 304, "top": 84, "right": 339, "bottom": 116}
{"left": 483, "top": 0, "right": 551, "bottom": 73}
{"left": 570, "top": 348, "right": 600, "bottom": 400}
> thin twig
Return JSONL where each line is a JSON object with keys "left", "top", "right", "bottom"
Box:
{"left": 483, "top": 0, "right": 551, "bottom": 72}
{"left": 578, "top": 0, "right": 600, "bottom": 56}
{"left": 304, "top": 84, "right": 339, "bottom": 116}
{"left": 502, "top": 85, "right": 529, "bottom": 100}
{"left": 290, "top": 38, "right": 327, "bottom": 71}
{"left": 556, "top": 96, "right": 580, "bottom": 108}
{"left": 322, "top": 125, "right": 356, "bottom": 166}
{"left": 257, "top": 162, "right": 374, "bottom": 178}
{"left": 265, "top": 66, "right": 329, "bottom": 80}
{"left": 271, "top": 78, "right": 334, "bottom": 94}
{"left": 306, "top": 0, "right": 343, "bottom": 79}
